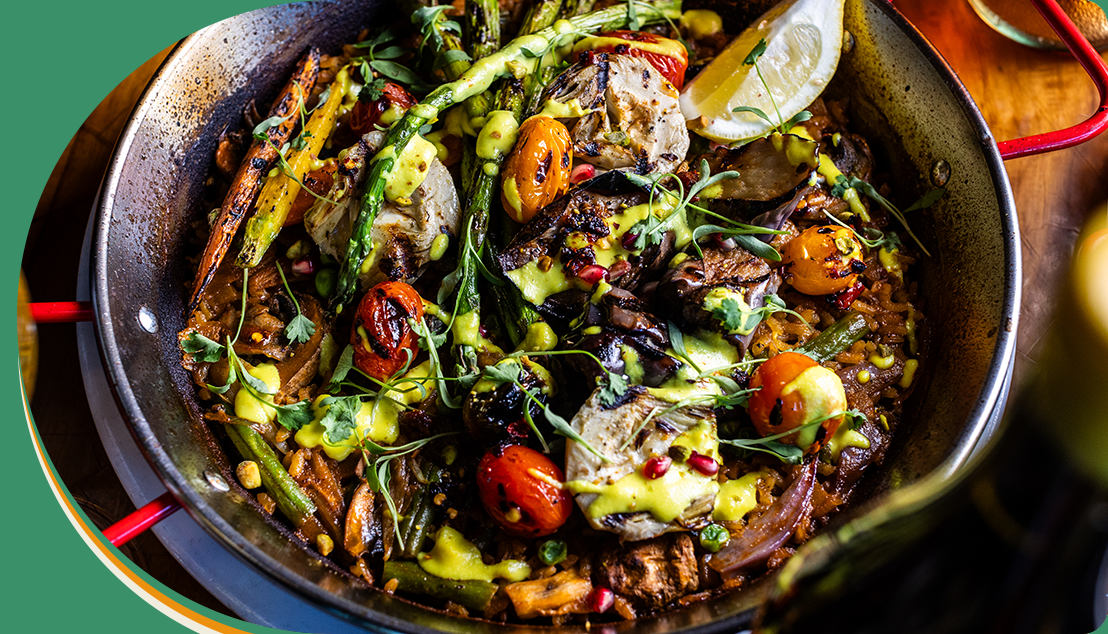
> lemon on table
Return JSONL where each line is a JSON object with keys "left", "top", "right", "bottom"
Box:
{"left": 679, "top": 0, "right": 846, "bottom": 143}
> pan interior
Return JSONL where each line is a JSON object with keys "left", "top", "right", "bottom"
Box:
{"left": 91, "top": 0, "right": 1017, "bottom": 631}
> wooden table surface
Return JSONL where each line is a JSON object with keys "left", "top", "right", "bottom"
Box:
{"left": 21, "top": 0, "right": 1108, "bottom": 623}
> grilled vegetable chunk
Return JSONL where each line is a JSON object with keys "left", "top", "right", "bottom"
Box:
{"left": 543, "top": 53, "right": 688, "bottom": 175}
{"left": 564, "top": 387, "right": 720, "bottom": 541}
{"left": 598, "top": 533, "right": 699, "bottom": 609}
{"left": 304, "top": 132, "right": 461, "bottom": 289}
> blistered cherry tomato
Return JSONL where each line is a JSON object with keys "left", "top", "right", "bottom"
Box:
{"left": 579, "top": 31, "right": 689, "bottom": 89}
{"left": 782, "top": 225, "right": 866, "bottom": 295}
{"left": 477, "top": 445, "right": 572, "bottom": 537}
{"left": 351, "top": 281, "right": 424, "bottom": 381}
{"left": 349, "top": 82, "right": 417, "bottom": 135}
{"left": 747, "top": 351, "right": 847, "bottom": 453}
{"left": 501, "top": 116, "right": 573, "bottom": 224}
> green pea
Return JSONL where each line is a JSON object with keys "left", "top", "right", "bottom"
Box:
{"left": 315, "top": 269, "right": 337, "bottom": 298}
{"left": 538, "top": 539, "right": 568, "bottom": 566}
{"left": 699, "top": 524, "right": 730, "bottom": 553}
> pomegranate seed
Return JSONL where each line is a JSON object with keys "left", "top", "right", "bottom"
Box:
{"left": 577, "top": 264, "right": 609, "bottom": 285}
{"left": 291, "top": 257, "right": 315, "bottom": 276}
{"left": 622, "top": 232, "right": 640, "bottom": 250}
{"left": 608, "top": 259, "right": 632, "bottom": 280}
{"left": 589, "top": 587, "right": 614, "bottom": 613}
{"left": 687, "top": 451, "right": 719, "bottom": 477}
{"left": 478, "top": 324, "right": 489, "bottom": 338}
{"left": 570, "top": 162, "right": 596, "bottom": 184}
{"left": 643, "top": 456, "right": 672, "bottom": 479}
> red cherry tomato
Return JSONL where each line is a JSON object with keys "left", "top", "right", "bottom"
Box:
{"left": 349, "top": 82, "right": 417, "bottom": 135}
{"left": 351, "top": 281, "right": 424, "bottom": 381}
{"left": 477, "top": 445, "right": 572, "bottom": 537}
{"left": 584, "top": 31, "right": 689, "bottom": 89}
{"left": 747, "top": 352, "right": 847, "bottom": 453}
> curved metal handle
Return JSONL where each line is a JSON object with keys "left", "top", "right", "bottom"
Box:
{"left": 998, "top": 0, "right": 1108, "bottom": 160}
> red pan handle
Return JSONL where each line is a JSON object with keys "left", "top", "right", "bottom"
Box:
{"left": 29, "top": 301, "right": 94, "bottom": 323}
{"left": 102, "top": 492, "right": 182, "bottom": 547}
{"left": 998, "top": 0, "right": 1108, "bottom": 160}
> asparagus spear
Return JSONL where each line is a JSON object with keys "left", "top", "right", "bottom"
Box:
{"left": 558, "top": 0, "right": 597, "bottom": 19}
{"left": 224, "top": 423, "right": 317, "bottom": 526}
{"left": 382, "top": 561, "right": 499, "bottom": 612}
{"left": 188, "top": 48, "right": 320, "bottom": 313}
{"left": 332, "top": 0, "right": 683, "bottom": 308}
{"left": 795, "top": 311, "right": 871, "bottom": 362}
{"left": 466, "top": 0, "right": 501, "bottom": 61}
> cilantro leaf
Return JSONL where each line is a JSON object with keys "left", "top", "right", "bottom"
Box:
{"left": 597, "top": 371, "right": 629, "bottom": 407}
{"left": 360, "top": 77, "right": 388, "bottom": 103}
{"left": 285, "top": 312, "right": 317, "bottom": 345}
{"left": 483, "top": 361, "right": 523, "bottom": 386}
{"left": 744, "top": 38, "right": 768, "bottom": 65}
{"left": 318, "top": 395, "right": 362, "bottom": 444}
{"left": 275, "top": 400, "right": 314, "bottom": 431}
{"left": 181, "top": 332, "right": 225, "bottom": 363}
{"left": 782, "top": 110, "right": 813, "bottom": 130}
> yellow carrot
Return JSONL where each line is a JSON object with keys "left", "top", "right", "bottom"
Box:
{"left": 236, "top": 67, "right": 351, "bottom": 267}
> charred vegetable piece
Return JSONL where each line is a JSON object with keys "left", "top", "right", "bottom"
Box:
{"left": 350, "top": 82, "right": 417, "bottom": 135}
{"left": 747, "top": 352, "right": 847, "bottom": 453}
{"left": 477, "top": 445, "right": 572, "bottom": 537}
{"left": 188, "top": 48, "right": 320, "bottom": 312}
{"left": 352, "top": 281, "right": 424, "bottom": 381}
{"left": 795, "top": 311, "right": 870, "bottom": 362}
{"left": 382, "top": 561, "right": 499, "bottom": 613}
{"left": 575, "top": 30, "right": 689, "bottom": 88}
{"left": 237, "top": 66, "right": 352, "bottom": 268}
{"left": 501, "top": 116, "right": 573, "bottom": 224}
{"left": 781, "top": 225, "right": 866, "bottom": 295}
{"left": 504, "top": 569, "right": 593, "bottom": 619}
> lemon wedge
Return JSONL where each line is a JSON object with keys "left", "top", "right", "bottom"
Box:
{"left": 679, "top": 0, "right": 846, "bottom": 143}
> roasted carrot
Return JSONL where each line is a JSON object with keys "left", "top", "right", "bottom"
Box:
{"left": 236, "top": 66, "right": 351, "bottom": 268}
{"left": 187, "top": 48, "right": 321, "bottom": 313}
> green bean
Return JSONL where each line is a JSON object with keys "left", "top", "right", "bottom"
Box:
{"left": 398, "top": 465, "right": 443, "bottom": 557}
{"left": 795, "top": 311, "right": 870, "bottom": 362}
{"left": 382, "top": 561, "right": 499, "bottom": 612}
{"left": 224, "top": 424, "right": 316, "bottom": 526}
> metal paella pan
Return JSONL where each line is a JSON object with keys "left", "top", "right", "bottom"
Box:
{"left": 91, "top": 0, "right": 1029, "bottom": 630}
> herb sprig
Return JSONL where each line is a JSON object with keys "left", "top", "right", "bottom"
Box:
{"left": 275, "top": 262, "right": 317, "bottom": 345}
{"left": 720, "top": 409, "right": 868, "bottom": 464}
{"left": 624, "top": 159, "right": 741, "bottom": 250}
{"left": 732, "top": 38, "right": 813, "bottom": 137}
{"left": 711, "top": 293, "right": 811, "bottom": 337}
{"left": 830, "top": 175, "right": 944, "bottom": 256}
